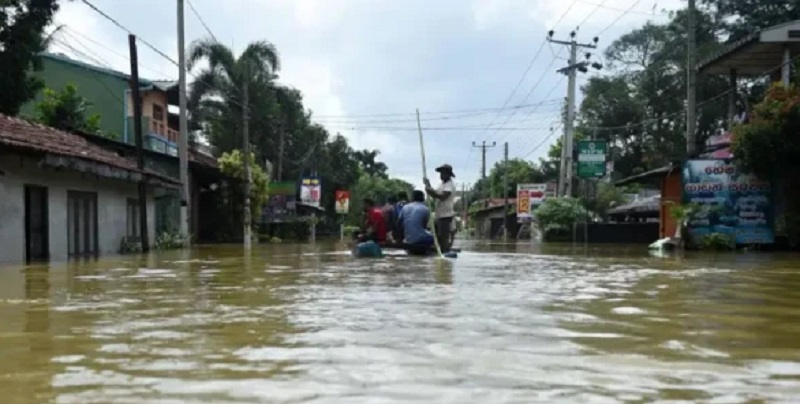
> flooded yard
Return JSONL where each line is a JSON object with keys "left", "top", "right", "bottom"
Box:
{"left": 2, "top": 241, "right": 800, "bottom": 403}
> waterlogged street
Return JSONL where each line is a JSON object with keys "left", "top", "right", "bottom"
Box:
{"left": 2, "top": 242, "right": 800, "bottom": 403}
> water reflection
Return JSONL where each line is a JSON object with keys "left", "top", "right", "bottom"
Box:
{"left": 0, "top": 242, "right": 798, "bottom": 402}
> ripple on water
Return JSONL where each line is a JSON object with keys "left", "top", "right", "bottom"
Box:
{"left": 5, "top": 245, "right": 800, "bottom": 403}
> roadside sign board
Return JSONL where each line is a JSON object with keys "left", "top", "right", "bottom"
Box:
{"left": 517, "top": 183, "right": 547, "bottom": 223}
{"left": 335, "top": 190, "right": 349, "bottom": 214}
{"left": 577, "top": 140, "right": 607, "bottom": 178}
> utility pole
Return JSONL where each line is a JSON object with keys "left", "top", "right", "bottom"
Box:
{"left": 686, "top": 0, "right": 698, "bottom": 157}
{"left": 277, "top": 125, "right": 285, "bottom": 181}
{"left": 503, "top": 142, "right": 509, "bottom": 242}
{"left": 242, "top": 63, "right": 252, "bottom": 248}
{"left": 177, "top": 0, "right": 190, "bottom": 241}
{"left": 548, "top": 30, "right": 601, "bottom": 197}
{"left": 128, "top": 35, "right": 149, "bottom": 252}
{"left": 472, "top": 141, "right": 496, "bottom": 198}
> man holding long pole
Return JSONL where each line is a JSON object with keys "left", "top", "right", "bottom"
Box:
{"left": 424, "top": 164, "right": 457, "bottom": 252}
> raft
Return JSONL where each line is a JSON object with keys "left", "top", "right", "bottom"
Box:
{"left": 350, "top": 241, "right": 459, "bottom": 258}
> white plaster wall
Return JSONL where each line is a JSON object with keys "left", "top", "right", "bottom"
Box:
{"left": 0, "top": 154, "right": 156, "bottom": 264}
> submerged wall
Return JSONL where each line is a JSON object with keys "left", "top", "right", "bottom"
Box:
{"left": 0, "top": 154, "right": 156, "bottom": 264}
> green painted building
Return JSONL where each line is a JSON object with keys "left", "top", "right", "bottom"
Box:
{"left": 21, "top": 53, "right": 224, "bottom": 238}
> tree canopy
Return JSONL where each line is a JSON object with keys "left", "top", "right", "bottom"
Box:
{"left": 0, "top": 0, "right": 60, "bottom": 115}
{"left": 186, "top": 37, "right": 409, "bottom": 224}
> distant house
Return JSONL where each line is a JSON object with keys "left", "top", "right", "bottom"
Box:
{"left": 0, "top": 114, "right": 179, "bottom": 264}
{"left": 18, "top": 52, "right": 227, "bottom": 239}
{"left": 470, "top": 198, "right": 518, "bottom": 239}
{"left": 20, "top": 52, "right": 182, "bottom": 154}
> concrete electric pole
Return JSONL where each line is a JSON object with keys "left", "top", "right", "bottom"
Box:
{"left": 242, "top": 63, "right": 252, "bottom": 248}
{"left": 548, "top": 30, "right": 601, "bottom": 197}
{"left": 686, "top": 0, "right": 698, "bottom": 157}
{"left": 472, "top": 141, "right": 496, "bottom": 198}
{"left": 177, "top": 0, "right": 190, "bottom": 240}
{"left": 502, "top": 142, "right": 509, "bottom": 241}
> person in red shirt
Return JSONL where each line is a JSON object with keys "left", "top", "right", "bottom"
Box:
{"left": 360, "top": 198, "right": 387, "bottom": 243}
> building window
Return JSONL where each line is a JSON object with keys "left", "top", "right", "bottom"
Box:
{"left": 152, "top": 104, "right": 164, "bottom": 122}
{"left": 127, "top": 199, "right": 140, "bottom": 237}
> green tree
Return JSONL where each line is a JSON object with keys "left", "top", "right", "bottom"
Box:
{"left": 347, "top": 172, "right": 412, "bottom": 225}
{"left": 187, "top": 37, "right": 281, "bottom": 159}
{"left": 218, "top": 149, "right": 270, "bottom": 226}
{"left": 0, "top": 0, "right": 60, "bottom": 115}
{"left": 34, "top": 84, "right": 102, "bottom": 134}
{"left": 534, "top": 197, "right": 588, "bottom": 240}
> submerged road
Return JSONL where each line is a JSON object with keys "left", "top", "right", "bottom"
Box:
{"left": 1, "top": 241, "right": 800, "bottom": 403}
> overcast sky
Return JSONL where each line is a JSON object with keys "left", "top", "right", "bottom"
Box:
{"left": 52, "top": 0, "right": 682, "bottom": 190}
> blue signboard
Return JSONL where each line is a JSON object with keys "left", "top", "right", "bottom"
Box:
{"left": 682, "top": 159, "right": 773, "bottom": 244}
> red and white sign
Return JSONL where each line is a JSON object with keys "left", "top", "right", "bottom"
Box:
{"left": 335, "top": 190, "right": 349, "bottom": 214}
{"left": 517, "top": 183, "right": 547, "bottom": 222}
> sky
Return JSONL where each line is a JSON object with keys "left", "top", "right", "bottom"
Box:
{"left": 51, "top": 0, "right": 683, "bottom": 191}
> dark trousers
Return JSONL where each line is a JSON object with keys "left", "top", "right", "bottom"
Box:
{"left": 434, "top": 216, "right": 453, "bottom": 252}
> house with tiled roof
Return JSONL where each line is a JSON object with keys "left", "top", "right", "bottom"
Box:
{"left": 0, "top": 114, "right": 180, "bottom": 263}
{"left": 17, "top": 52, "right": 229, "bottom": 240}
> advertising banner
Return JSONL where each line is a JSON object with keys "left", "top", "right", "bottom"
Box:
{"left": 517, "top": 184, "right": 547, "bottom": 223}
{"left": 300, "top": 177, "right": 321, "bottom": 208}
{"left": 682, "top": 159, "right": 773, "bottom": 244}
{"left": 577, "top": 140, "right": 607, "bottom": 178}
{"left": 335, "top": 190, "right": 350, "bottom": 214}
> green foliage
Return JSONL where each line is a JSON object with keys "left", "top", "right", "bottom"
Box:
{"left": 587, "top": 183, "right": 637, "bottom": 218}
{"left": 534, "top": 197, "right": 589, "bottom": 239}
{"left": 188, "top": 37, "right": 402, "bottom": 226}
{"left": 575, "top": 8, "right": 729, "bottom": 181}
{"left": 471, "top": 158, "right": 557, "bottom": 203}
{"left": 347, "top": 172, "right": 412, "bottom": 225}
{"left": 154, "top": 232, "right": 191, "bottom": 250}
{"left": 732, "top": 84, "right": 800, "bottom": 180}
{"left": 343, "top": 225, "right": 360, "bottom": 236}
{"left": 698, "top": 232, "right": 735, "bottom": 251}
{"left": 218, "top": 149, "right": 270, "bottom": 223}
{"left": 34, "top": 84, "right": 102, "bottom": 134}
{"left": 0, "top": 0, "right": 60, "bottom": 115}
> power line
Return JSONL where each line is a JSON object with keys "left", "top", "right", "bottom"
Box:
{"left": 488, "top": 47, "right": 567, "bottom": 145}
{"left": 597, "top": 0, "right": 646, "bottom": 36}
{"left": 61, "top": 25, "right": 173, "bottom": 80}
{"left": 186, "top": 0, "right": 219, "bottom": 44}
{"left": 520, "top": 123, "right": 563, "bottom": 159}
{"left": 80, "top": 0, "right": 179, "bottom": 68}
{"left": 313, "top": 98, "right": 563, "bottom": 122}
{"left": 576, "top": 0, "right": 670, "bottom": 17}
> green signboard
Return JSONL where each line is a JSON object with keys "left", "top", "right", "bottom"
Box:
{"left": 577, "top": 140, "right": 607, "bottom": 178}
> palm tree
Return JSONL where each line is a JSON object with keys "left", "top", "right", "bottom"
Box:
{"left": 187, "top": 38, "right": 281, "bottom": 154}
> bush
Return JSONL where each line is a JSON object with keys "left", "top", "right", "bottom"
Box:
{"left": 534, "top": 197, "right": 588, "bottom": 240}
{"left": 699, "top": 233, "right": 734, "bottom": 251}
{"left": 154, "top": 231, "right": 190, "bottom": 250}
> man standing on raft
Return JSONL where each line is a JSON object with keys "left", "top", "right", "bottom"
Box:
{"left": 424, "top": 163, "right": 457, "bottom": 252}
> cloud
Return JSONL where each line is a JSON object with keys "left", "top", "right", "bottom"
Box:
{"left": 50, "top": 0, "right": 684, "bottom": 190}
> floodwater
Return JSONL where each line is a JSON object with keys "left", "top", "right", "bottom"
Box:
{"left": 2, "top": 241, "right": 800, "bottom": 403}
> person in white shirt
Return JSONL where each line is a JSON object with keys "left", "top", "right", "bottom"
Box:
{"left": 424, "top": 163, "right": 457, "bottom": 252}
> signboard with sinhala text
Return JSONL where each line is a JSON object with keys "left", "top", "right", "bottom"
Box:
{"left": 577, "top": 140, "right": 607, "bottom": 179}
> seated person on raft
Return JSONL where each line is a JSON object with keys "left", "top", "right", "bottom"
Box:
{"left": 356, "top": 198, "right": 388, "bottom": 244}
{"left": 398, "top": 190, "right": 435, "bottom": 254}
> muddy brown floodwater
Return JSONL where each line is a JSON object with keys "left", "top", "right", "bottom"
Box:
{"left": 2, "top": 240, "right": 800, "bottom": 403}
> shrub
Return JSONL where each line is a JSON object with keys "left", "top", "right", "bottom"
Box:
{"left": 534, "top": 197, "right": 588, "bottom": 240}
{"left": 154, "top": 231, "right": 191, "bottom": 250}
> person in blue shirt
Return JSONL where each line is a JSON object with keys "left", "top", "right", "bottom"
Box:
{"left": 398, "top": 190, "right": 435, "bottom": 255}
